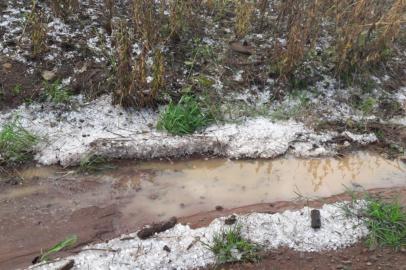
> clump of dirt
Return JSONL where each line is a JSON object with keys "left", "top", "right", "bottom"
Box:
{"left": 137, "top": 217, "right": 178, "bottom": 240}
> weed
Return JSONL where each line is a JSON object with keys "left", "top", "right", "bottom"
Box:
{"left": 157, "top": 95, "right": 213, "bottom": 135}
{"left": 333, "top": 0, "right": 405, "bottom": 75}
{"left": 206, "top": 225, "right": 261, "bottom": 264}
{"left": 234, "top": 0, "right": 254, "bottom": 39}
{"left": 44, "top": 80, "right": 71, "bottom": 104}
{"left": 169, "top": 0, "right": 192, "bottom": 41}
{"left": 28, "top": 1, "right": 47, "bottom": 58}
{"left": 151, "top": 49, "right": 165, "bottom": 100}
{"left": 35, "top": 235, "right": 77, "bottom": 263}
{"left": 132, "top": 0, "right": 161, "bottom": 49}
{"left": 0, "top": 119, "right": 38, "bottom": 165}
{"left": 113, "top": 21, "right": 164, "bottom": 108}
{"left": 113, "top": 21, "right": 135, "bottom": 107}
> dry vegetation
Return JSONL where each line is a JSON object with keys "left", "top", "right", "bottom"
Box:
{"left": 105, "top": 0, "right": 405, "bottom": 108}
{"left": 5, "top": 0, "right": 404, "bottom": 113}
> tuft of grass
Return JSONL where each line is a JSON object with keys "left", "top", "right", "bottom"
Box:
{"left": 340, "top": 188, "right": 406, "bottom": 250}
{"left": 206, "top": 225, "right": 261, "bottom": 264}
{"left": 365, "top": 198, "right": 406, "bottom": 249}
{"left": 157, "top": 95, "right": 213, "bottom": 135}
{"left": 36, "top": 235, "right": 77, "bottom": 263}
{"left": 0, "top": 119, "right": 38, "bottom": 165}
{"left": 44, "top": 80, "right": 71, "bottom": 104}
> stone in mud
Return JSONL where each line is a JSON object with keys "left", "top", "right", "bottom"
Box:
{"left": 311, "top": 209, "right": 321, "bottom": 229}
{"left": 137, "top": 217, "right": 177, "bottom": 240}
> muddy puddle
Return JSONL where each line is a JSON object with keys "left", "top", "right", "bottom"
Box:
{"left": 123, "top": 152, "right": 406, "bottom": 219}
{"left": 2, "top": 152, "right": 406, "bottom": 220}
{"left": 0, "top": 152, "right": 406, "bottom": 268}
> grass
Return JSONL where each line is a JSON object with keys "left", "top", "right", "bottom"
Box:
{"left": 205, "top": 225, "right": 261, "bottom": 264}
{"left": 157, "top": 95, "right": 213, "bottom": 135}
{"left": 36, "top": 235, "right": 77, "bottom": 263}
{"left": 340, "top": 188, "right": 406, "bottom": 250}
{"left": 44, "top": 80, "right": 71, "bottom": 104}
{"left": 0, "top": 119, "right": 38, "bottom": 165}
{"left": 364, "top": 197, "right": 406, "bottom": 249}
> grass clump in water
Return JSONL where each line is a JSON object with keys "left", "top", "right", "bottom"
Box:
{"left": 365, "top": 198, "right": 406, "bottom": 249}
{"left": 0, "top": 119, "right": 38, "bottom": 165}
{"left": 206, "top": 225, "right": 261, "bottom": 265}
{"left": 157, "top": 95, "right": 213, "bottom": 135}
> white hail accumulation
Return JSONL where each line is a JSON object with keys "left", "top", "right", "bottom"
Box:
{"left": 0, "top": 95, "right": 377, "bottom": 167}
{"left": 28, "top": 201, "right": 369, "bottom": 270}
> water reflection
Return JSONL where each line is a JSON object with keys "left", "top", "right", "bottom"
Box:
{"left": 120, "top": 152, "right": 406, "bottom": 219}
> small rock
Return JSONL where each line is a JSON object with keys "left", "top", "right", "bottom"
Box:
{"left": 215, "top": 205, "right": 224, "bottom": 211}
{"left": 163, "top": 245, "right": 171, "bottom": 252}
{"left": 311, "top": 209, "right": 321, "bottom": 229}
{"left": 42, "top": 70, "right": 56, "bottom": 81}
{"left": 366, "top": 262, "right": 372, "bottom": 266}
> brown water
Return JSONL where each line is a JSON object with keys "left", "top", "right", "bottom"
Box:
{"left": 1, "top": 152, "right": 406, "bottom": 220}
{"left": 118, "top": 152, "right": 406, "bottom": 219}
